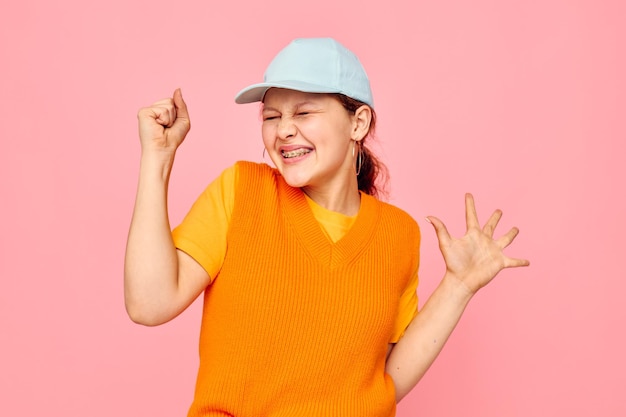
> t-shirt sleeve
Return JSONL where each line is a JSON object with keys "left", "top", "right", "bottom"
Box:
{"left": 171, "top": 164, "right": 237, "bottom": 282}
{"left": 389, "top": 265, "right": 419, "bottom": 343}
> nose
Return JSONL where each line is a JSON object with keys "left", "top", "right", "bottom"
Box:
{"left": 277, "top": 117, "right": 296, "bottom": 141}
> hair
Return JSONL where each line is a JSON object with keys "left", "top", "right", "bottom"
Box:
{"left": 333, "top": 94, "right": 389, "bottom": 200}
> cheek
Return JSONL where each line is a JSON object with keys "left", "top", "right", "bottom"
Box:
{"left": 261, "top": 124, "right": 274, "bottom": 148}
{"left": 297, "top": 120, "right": 328, "bottom": 144}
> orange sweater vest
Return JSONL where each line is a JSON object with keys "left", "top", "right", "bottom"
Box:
{"left": 188, "top": 162, "right": 420, "bottom": 417}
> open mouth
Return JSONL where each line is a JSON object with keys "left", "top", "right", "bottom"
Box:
{"left": 281, "top": 148, "right": 312, "bottom": 159}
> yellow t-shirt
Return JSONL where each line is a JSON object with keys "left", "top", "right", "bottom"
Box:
{"left": 172, "top": 164, "right": 418, "bottom": 342}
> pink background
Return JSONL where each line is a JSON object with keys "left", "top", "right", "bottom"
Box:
{"left": 1, "top": 0, "right": 624, "bottom": 415}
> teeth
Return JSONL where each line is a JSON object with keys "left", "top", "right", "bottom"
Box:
{"left": 282, "top": 148, "right": 311, "bottom": 158}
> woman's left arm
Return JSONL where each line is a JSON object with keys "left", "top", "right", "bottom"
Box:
{"left": 386, "top": 193, "right": 530, "bottom": 402}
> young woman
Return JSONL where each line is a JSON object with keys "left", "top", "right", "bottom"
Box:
{"left": 125, "top": 37, "right": 529, "bottom": 416}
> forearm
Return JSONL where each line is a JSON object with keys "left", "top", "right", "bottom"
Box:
{"left": 386, "top": 272, "right": 474, "bottom": 401}
{"left": 124, "top": 152, "right": 180, "bottom": 324}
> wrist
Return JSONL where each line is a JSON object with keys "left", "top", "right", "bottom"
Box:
{"left": 441, "top": 271, "right": 476, "bottom": 304}
{"left": 141, "top": 145, "right": 177, "bottom": 161}
{"left": 139, "top": 150, "right": 176, "bottom": 182}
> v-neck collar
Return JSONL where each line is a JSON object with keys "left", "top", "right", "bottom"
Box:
{"left": 278, "top": 177, "right": 381, "bottom": 269}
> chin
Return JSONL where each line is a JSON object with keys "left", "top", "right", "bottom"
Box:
{"left": 283, "top": 176, "right": 310, "bottom": 189}
{"left": 279, "top": 168, "right": 313, "bottom": 189}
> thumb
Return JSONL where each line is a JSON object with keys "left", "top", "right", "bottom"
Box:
{"left": 172, "top": 88, "right": 190, "bottom": 123}
{"left": 168, "top": 88, "right": 191, "bottom": 138}
{"left": 426, "top": 216, "right": 451, "bottom": 247}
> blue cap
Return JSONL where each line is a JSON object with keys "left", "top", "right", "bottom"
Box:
{"left": 235, "top": 38, "right": 374, "bottom": 107}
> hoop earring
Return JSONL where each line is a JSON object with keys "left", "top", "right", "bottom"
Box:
{"left": 262, "top": 148, "right": 267, "bottom": 160}
{"left": 355, "top": 141, "right": 363, "bottom": 176}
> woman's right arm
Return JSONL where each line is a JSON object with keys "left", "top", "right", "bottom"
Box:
{"left": 124, "top": 89, "right": 210, "bottom": 326}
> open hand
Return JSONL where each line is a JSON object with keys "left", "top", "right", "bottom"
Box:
{"left": 427, "top": 193, "right": 529, "bottom": 295}
{"left": 137, "top": 88, "right": 190, "bottom": 154}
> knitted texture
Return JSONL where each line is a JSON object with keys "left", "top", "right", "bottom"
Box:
{"left": 187, "top": 162, "right": 420, "bottom": 417}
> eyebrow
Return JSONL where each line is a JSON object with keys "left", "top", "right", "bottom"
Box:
{"left": 262, "top": 101, "right": 319, "bottom": 112}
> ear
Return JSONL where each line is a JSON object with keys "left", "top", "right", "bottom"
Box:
{"left": 351, "top": 105, "right": 372, "bottom": 142}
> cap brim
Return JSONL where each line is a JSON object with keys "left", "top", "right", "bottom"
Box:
{"left": 235, "top": 81, "right": 342, "bottom": 104}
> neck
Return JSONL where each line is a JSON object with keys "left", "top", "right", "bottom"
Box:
{"left": 302, "top": 180, "right": 361, "bottom": 216}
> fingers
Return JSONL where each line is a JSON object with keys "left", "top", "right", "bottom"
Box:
{"left": 430, "top": 194, "right": 530, "bottom": 279}
{"left": 483, "top": 209, "right": 502, "bottom": 237}
{"left": 497, "top": 226, "right": 520, "bottom": 248}
{"left": 425, "top": 216, "right": 452, "bottom": 247}
{"left": 499, "top": 227, "right": 530, "bottom": 267}
{"left": 139, "top": 89, "right": 189, "bottom": 129}
{"left": 141, "top": 97, "right": 176, "bottom": 128}
{"left": 136, "top": 89, "right": 191, "bottom": 151}
{"left": 465, "top": 193, "right": 480, "bottom": 232}
{"left": 466, "top": 194, "right": 504, "bottom": 239}
{"left": 505, "top": 256, "right": 531, "bottom": 268}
